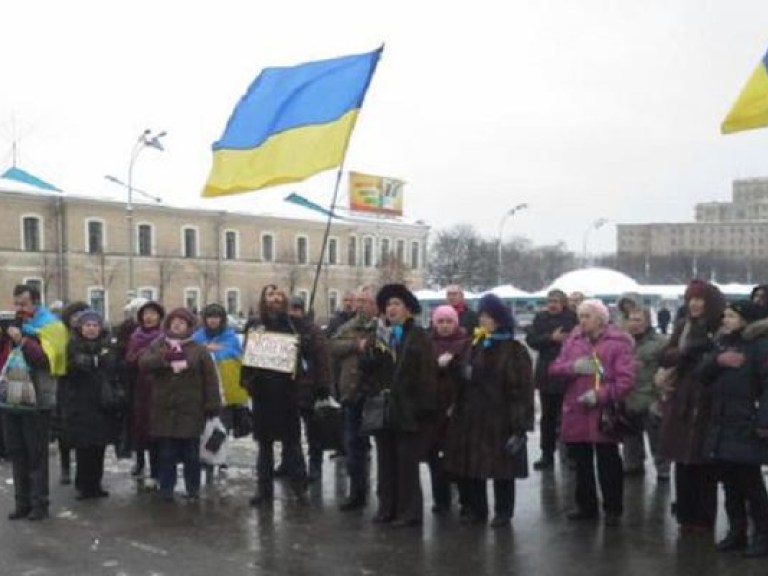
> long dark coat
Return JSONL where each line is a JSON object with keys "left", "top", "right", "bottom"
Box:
{"left": 360, "top": 319, "right": 437, "bottom": 434}
{"left": 241, "top": 314, "right": 317, "bottom": 443}
{"left": 701, "top": 319, "right": 768, "bottom": 465}
{"left": 59, "top": 335, "right": 121, "bottom": 448}
{"left": 139, "top": 337, "right": 221, "bottom": 439}
{"left": 445, "top": 338, "right": 534, "bottom": 480}
{"left": 525, "top": 308, "right": 578, "bottom": 394}
{"left": 125, "top": 326, "right": 162, "bottom": 447}
{"left": 659, "top": 318, "right": 718, "bottom": 464}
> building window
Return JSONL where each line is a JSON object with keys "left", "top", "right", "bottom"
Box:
{"left": 363, "top": 237, "right": 374, "bottom": 267}
{"left": 327, "top": 238, "right": 338, "bottom": 265}
{"left": 261, "top": 233, "right": 274, "bottom": 262}
{"left": 183, "top": 227, "right": 198, "bottom": 258}
{"left": 396, "top": 239, "right": 405, "bottom": 263}
{"left": 348, "top": 236, "right": 357, "bottom": 266}
{"left": 328, "top": 290, "right": 339, "bottom": 314}
{"left": 410, "top": 241, "right": 420, "bottom": 269}
{"left": 138, "top": 287, "right": 156, "bottom": 301}
{"left": 21, "top": 215, "right": 42, "bottom": 252}
{"left": 88, "top": 287, "right": 106, "bottom": 318}
{"left": 224, "top": 230, "right": 238, "bottom": 260}
{"left": 226, "top": 289, "right": 240, "bottom": 315}
{"left": 138, "top": 224, "right": 154, "bottom": 256}
{"left": 380, "top": 238, "right": 390, "bottom": 264}
{"left": 184, "top": 288, "right": 201, "bottom": 314}
{"left": 297, "top": 236, "right": 309, "bottom": 264}
{"left": 86, "top": 219, "right": 105, "bottom": 253}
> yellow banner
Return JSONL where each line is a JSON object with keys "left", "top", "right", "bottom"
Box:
{"left": 348, "top": 171, "right": 404, "bottom": 216}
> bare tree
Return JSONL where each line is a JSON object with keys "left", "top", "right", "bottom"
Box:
{"left": 157, "top": 254, "right": 179, "bottom": 303}
{"left": 39, "top": 253, "right": 58, "bottom": 303}
{"left": 87, "top": 251, "right": 118, "bottom": 294}
{"left": 194, "top": 259, "right": 218, "bottom": 305}
{"left": 378, "top": 252, "right": 409, "bottom": 285}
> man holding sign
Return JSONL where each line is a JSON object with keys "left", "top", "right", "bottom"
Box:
{"left": 241, "top": 285, "right": 326, "bottom": 507}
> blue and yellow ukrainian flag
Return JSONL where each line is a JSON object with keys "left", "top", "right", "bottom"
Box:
{"left": 21, "top": 306, "right": 68, "bottom": 376}
{"left": 203, "top": 47, "right": 383, "bottom": 197}
{"left": 722, "top": 47, "right": 768, "bottom": 134}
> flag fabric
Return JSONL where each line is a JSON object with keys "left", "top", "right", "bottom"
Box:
{"left": 192, "top": 326, "right": 248, "bottom": 405}
{"left": 203, "top": 47, "right": 383, "bottom": 197}
{"left": 21, "top": 306, "right": 68, "bottom": 376}
{"left": 722, "top": 48, "right": 768, "bottom": 134}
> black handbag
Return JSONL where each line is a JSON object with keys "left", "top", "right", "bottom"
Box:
{"left": 599, "top": 399, "right": 642, "bottom": 439}
{"left": 231, "top": 405, "right": 253, "bottom": 438}
{"left": 314, "top": 402, "right": 344, "bottom": 451}
{"left": 360, "top": 390, "right": 391, "bottom": 435}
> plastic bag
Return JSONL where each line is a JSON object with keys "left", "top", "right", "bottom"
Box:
{"left": 200, "top": 417, "right": 228, "bottom": 465}
{"left": 0, "top": 348, "right": 37, "bottom": 407}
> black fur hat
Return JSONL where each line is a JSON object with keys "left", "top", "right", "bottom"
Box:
{"left": 376, "top": 284, "right": 421, "bottom": 314}
{"left": 477, "top": 294, "right": 515, "bottom": 332}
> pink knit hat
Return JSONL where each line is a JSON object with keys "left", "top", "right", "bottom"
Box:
{"left": 577, "top": 299, "right": 610, "bottom": 324}
{"left": 432, "top": 304, "right": 459, "bottom": 326}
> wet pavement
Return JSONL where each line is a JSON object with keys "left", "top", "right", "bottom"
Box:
{"left": 0, "top": 436, "right": 764, "bottom": 576}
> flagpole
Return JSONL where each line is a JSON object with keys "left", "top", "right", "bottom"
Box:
{"left": 308, "top": 164, "right": 345, "bottom": 319}
{"left": 307, "top": 44, "right": 384, "bottom": 320}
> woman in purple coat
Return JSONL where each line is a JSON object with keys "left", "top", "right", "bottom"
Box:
{"left": 550, "top": 299, "right": 635, "bottom": 526}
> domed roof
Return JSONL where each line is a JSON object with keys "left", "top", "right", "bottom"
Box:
{"left": 540, "top": 267, "right": 640, "bottom": 297}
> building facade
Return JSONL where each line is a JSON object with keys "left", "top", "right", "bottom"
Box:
{"left": 617, "top": 177, "right": 768, "bottom": 258}
{"left": 0, "top": 184, "right": 429, "bottom": 323}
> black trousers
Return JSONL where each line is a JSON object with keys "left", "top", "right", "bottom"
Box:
{"left": 375, "top": 431, "right": 423, "bottom": 522}
{"left": 539, "top": 391, "right": 563, "bottom": 457}
{"left": 674, "top": 462, "right": 717, "bottom": 528}
{"left": 75, "top": 445, "right": 106, "bottom": 495}
{"left": 569, "top": 442, "right": 624, "bottom": 515}
{"left": 426, "top": 448, "right": 451, "bottom": 510}
{"left": 718, "top": 462, "right": 768, "bottom": 534}
{"left": 299, "top": 407, "right": 323, "bottom": 471}
{"left": 3, "top": 411, "right": 51, "bottom": 513}
{"left": 464, "top": 478, "right": 515, "bottom": 519}
{"left": 257, "top": 438, "right": 305, "bottom": 493}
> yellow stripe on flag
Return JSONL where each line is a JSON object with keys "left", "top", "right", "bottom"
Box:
{"left": 203, "top": 109, "right": 359, "bottom": 197}
{"left": 39, "top": 321, "right": 69, "bottom": 376}
{"left": 722, "top": 60, "right": 768, "bottom": 134}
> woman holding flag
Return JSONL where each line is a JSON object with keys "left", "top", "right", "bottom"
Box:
{"left": 549, "top": 299, "right": 635, "bottom": 526}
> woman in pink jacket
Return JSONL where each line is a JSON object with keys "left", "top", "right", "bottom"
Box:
{"left": 550, "top": 299, "right": 635, "bottom": 526}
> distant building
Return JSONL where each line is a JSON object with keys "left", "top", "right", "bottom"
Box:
{"left": 617, "top": 177, "right": 768, "bottom": 258}
{"left": 0, "top": 171, "right": 429, "bottom": 322}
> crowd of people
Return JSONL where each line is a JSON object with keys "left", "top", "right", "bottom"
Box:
{"left": 1, "top": 279, "right": 768, "bottom": 557}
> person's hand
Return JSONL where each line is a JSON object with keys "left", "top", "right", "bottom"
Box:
{"left": 717, "top": 351, "right": 746, "bottom": 368}
{"left": 573, "top": 356, "right": 596, "bottom": 375}
{"left": 437, "top": 352, "right": 453, "bottom": 368}
{"left": 578, "top": 389, "right": 598, "bottom": 407}
{"left": 357, "top": 338, "right": 368, "bottom": 353}
{"left": 552, "top": 327, "right": 566, "bottom": 343}
{"left": 6, "top": 326, "right": 22, "bottom": 344}
{"left": 205, "top": 343, "right": 223, "bottom": 352}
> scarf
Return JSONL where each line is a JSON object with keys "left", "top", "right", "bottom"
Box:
{"left": 130, "top": 325, "right": 162, "bottom": 353}
{"left": 165, "top": 337, "right": 189, "bottom": 373}
{"left": 431, "top": 327, "right": 469, "bottom": 359}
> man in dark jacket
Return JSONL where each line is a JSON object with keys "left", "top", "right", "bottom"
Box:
{"left": 446, "top": 285, "right": 478, "bottom": 334}
{"left": 525, "top": 289, "right": 578, "bottom": 471}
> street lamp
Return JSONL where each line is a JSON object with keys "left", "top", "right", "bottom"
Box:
{"left": 582, "top": 217, "right": 608, "bottom": 266}
{"left": 126, "top": 129, "right": 166, "bottom": 296}
{"left": 497, "top": 203, "right": 529, "bottom": 286}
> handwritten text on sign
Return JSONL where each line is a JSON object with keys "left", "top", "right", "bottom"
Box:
{"left": 242, "top": 330, "right": 299, "bottom": 374}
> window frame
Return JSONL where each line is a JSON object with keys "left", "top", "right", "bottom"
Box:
{"left": 20, "top": 213, "right": 44, "bottom": 252}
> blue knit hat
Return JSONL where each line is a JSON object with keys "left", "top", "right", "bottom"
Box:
{"left": 477, "top": 294, "right": 514, "bottom": 331}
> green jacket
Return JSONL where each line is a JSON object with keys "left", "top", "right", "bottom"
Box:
{"left": 625, "top": 329, "right": 667, "bottom": 414}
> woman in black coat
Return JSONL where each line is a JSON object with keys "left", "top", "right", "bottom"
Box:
{"left": 361, "top": 284, "right": 437, "bottom": 528}
{"left": 60, "top": 310, "right": 122, "bottom": 499}
{"left": 701, "top": 300, "right": 768, "bottom": 557}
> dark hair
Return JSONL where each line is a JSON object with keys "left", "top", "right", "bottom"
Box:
{"left": 258, "top": 284, "right": 280, "bottom": 320}
{"left": 13, "top": 284, "right": 40, "bottom": 304}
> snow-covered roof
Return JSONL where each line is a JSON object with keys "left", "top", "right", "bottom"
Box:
{"left": 534, "top": 267, "right": 640, "bottom": 297}
{"left": 484, "top": 284, "right": 533, "bottom": 298}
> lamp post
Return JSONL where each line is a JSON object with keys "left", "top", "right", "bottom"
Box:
{"left": 125, "top": 129, "right": 166, "bottom": 296}
{"left": 497, "top": 203, "right": 529, "bottom": 286}
{"left": 581, "top": 217, "right": 608, "bottom": 267}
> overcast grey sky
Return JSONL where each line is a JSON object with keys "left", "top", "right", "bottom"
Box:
{"left": 3, "top": 0, "right": 768, "bottom": 254}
